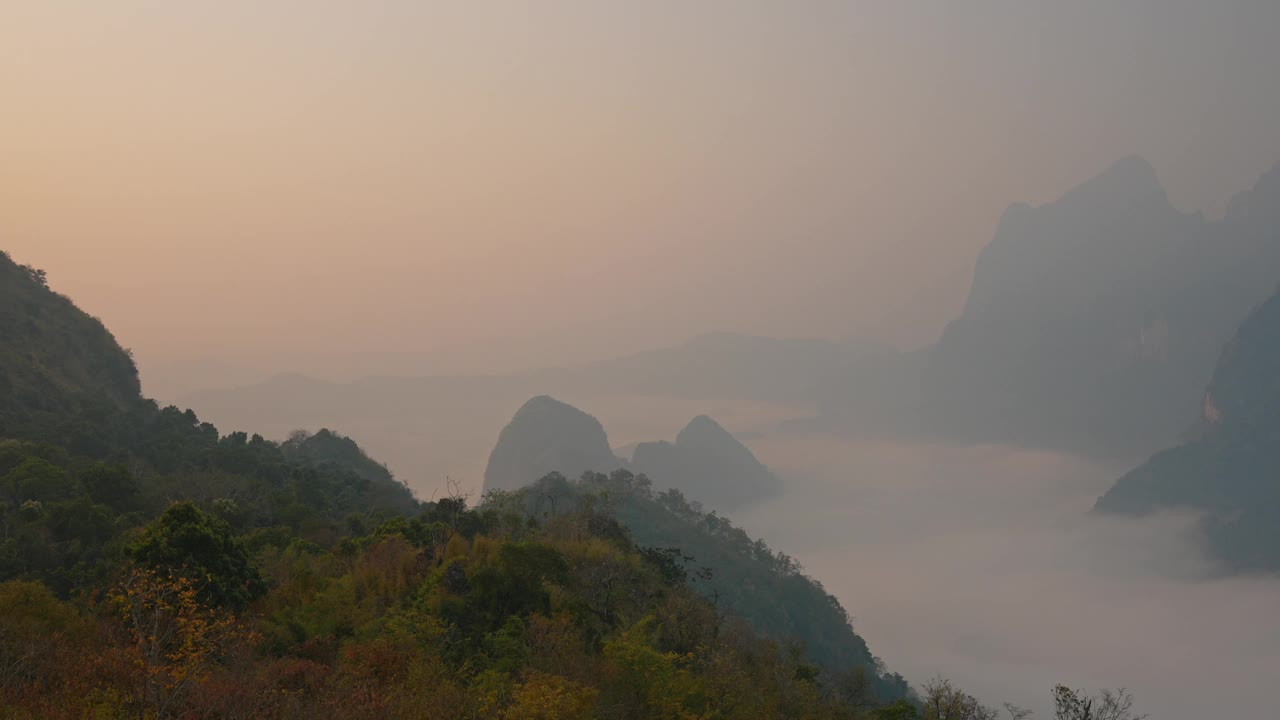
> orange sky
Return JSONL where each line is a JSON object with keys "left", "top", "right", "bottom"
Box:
{"left": 4, "top": 2, "right": 1279, "bottom": 392}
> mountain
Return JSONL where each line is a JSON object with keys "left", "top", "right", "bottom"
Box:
{"left": 918, "top": 157, "right": 1280, "bottom": 458}
{"left": 483, "top": 395, "right": 624, "bottom": 493}
{"left": 1096, "top": 283, "right": 1280, "bottom": 570}
{"left": 0, "top": 251, "right": 144, "bottom": 450}
{"left": 484, "top": 398, "right": 781, "bottom": 511}
{"left": 0, "top": 251, "right": 419, "bottom": 593}
{"left": 631, "top": 415, "right": 782, "bottom": 510}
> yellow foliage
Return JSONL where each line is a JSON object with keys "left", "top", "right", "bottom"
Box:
{"left": 603, "top": 618, "right": 707, "bottom": 720}
{"left": 502, "top": 671, "right": 597, "bottom": 720}
{"left": 445, "top": 533, "right": 473, "bottom": 562}
{"left": 353, "top": 536, "right": 425, "bottom": 606}
{"left": 106, "top": 567, "right": 253, "bottom": 719}
{"left": 469, "top": 534, "right": 500, "bottom": 563}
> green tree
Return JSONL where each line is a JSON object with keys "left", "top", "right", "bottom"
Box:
{"left": 127, "top": 502, "right": 266, "bottom": 610}
{"left": 80, "top": 462, "right": 139, "bottom": 509}
{"left": 466, "top": 542, "right": 570, "bottom": 629}
{"left": 3, "top": 457, "right": 75, "bottom": 504}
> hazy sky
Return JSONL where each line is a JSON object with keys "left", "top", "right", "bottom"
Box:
{"left": 5, "top": 1, "right": 1280, "bottom": 384}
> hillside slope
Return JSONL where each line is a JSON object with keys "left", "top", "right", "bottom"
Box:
{"left": 507, "top": 470, "right": 909, "bottom": 701}
{"left": 0, "top": 252, "right": 419, "bottom": 592}
{"left": 0, "top": 251, "right": 143, "bottom": 450}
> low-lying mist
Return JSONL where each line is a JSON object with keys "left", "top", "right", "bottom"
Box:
{"left": 732, "top": 436, "right": 1280, "bottom": 720}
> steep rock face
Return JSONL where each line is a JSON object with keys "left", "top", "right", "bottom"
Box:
{"left": 1096, "top": 285, "right": 1280, "bottom": 570}
{"left": 0, "top": 251, "right": 143, "bottom": 445}
{"left": 921, "top": 157, "right": 1280, "bottom": 457}
{"left": 631, "top": 415, "right": 781, "bottom": 510}
{"left": 483, "top": 396, "right": 623, "bottom": 493}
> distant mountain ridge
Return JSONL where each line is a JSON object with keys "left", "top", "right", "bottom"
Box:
{"left": 916, "top": 156, "right": 1280, "bottom": 457}
{"left": 177, "top": 156, "right": 1280, "bottom": 467}
{"left": 178, "top": 332, "right": 881, "bottom": 493}
{"left": 183, "top": 331, "right": 889, "bottom": 411}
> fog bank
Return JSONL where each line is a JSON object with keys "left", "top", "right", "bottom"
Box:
{"left": 735, "top": 437, "right": 1280, "bottom": 720}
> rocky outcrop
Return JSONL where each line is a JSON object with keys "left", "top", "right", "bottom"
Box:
{"left": 920, "top": 156, "right": 1280, "bottom": 458}
{"left": 483, "top": 396, "right": 624, "bottom": 493}
{"left": 631, "top": 415, "right": 781, "bottom": 510}
{"left": 484, "top": 399, "right": 781, "bottom": 510}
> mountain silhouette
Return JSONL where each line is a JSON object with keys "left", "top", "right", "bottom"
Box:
{"left": 918, "top": 157, "right": 1280, "bottom": 457}
{"left": 483, "top": 395, "right": 624, "bottom": 493}
{"left": 484, "top": 398, "right": 781, "bottom": 510}
{"left": 631, "top": 414, "right": 781, "bottom": 510}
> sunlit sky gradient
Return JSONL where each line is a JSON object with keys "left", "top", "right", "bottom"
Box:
{"left": 4, "top": 1, "right": 1280, "bottom": 391}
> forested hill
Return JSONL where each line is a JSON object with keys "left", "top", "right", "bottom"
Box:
{"left": 493, "top": 470, "right": 909, "bottom": 701}
{"left": 0, "top": 251, "right": 923, "bottom": 717}
{"left": 0, "top": 251, "right": 419, "bottom": 594}
{"left": 0, "top": 250, "right": 144, "bottom": 446}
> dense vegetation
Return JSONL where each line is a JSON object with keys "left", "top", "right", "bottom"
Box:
{"left": 501, "top": 470, "right": 905, "bottom": 699}
{"left": 0, "top": 415, "right": 915, "bottom": 717}
{"left": 2, "top": 473, "right": 1141, "bottom": 720}
{"left": 2, "top": 491, "right": 910, "bottom": 719}
{"left": 0, "top": 423, "right": 419, "bottom": 596}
